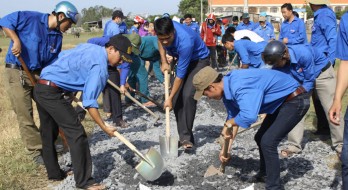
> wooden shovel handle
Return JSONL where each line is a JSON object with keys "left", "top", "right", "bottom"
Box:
{"left": 164, "top": 71, "right": 170, "bottom": 137}
{"left": 18, "top": 56, "right": 36, "bottom": 86}
{"left": 113, "top": 131, "right": 154, "bottom": 167}
{"left": 107, "top": 79, "right": 158, "bottom": 120}
{"left": 220, "top": 127, "right": 232, "bottom": 173}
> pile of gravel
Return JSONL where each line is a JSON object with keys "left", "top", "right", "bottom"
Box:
{"left": 53, "top": 77, "right": 342, "bottom": 190}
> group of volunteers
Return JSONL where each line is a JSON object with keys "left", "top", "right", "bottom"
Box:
{"left": 1, "top": 0, "right": 348, "bottom": 189}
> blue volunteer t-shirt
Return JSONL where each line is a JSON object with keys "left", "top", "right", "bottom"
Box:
{"left": 223, "top": 69, "right": 299, "bottom": 128}
{"left": 0, "top": 11, "right": 62, "bottom": 70}
{"left": 165, "top": 21, "right": 210, "bottom": 79}
{"left": 40, "top": 43, "right": 109, "bottom": 108}
{"left": 336, "top": 12, "right": 348, "bottom": 61}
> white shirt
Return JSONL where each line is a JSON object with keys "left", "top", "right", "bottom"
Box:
{"left": 234, "top": 30, "right": 264, "bottom": 43}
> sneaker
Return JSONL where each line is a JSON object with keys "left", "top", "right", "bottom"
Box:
{"left": 115, "top": 120, "right": 128, "bottom": 128}
{"left": 33, "top": 154, "right": 44, "bottom": 165}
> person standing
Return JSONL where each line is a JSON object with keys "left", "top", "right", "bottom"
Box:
{"left": 34, "top": 34, "right": 132, "bottom": 189}
{"left": 103, "top": 10, "right": 127, "bottom": 37}
{"left": 279, "top": 3, "right": 307, "bottom": 45}
{"left": 236, "top": 13, "right": 256, "bottom": 31}
{"left": 193, "top": 67, "right": 309, "bottom": 190}
{"left": 200, "top": 13, "right": 221, "bottom": 69}
{"left": 182, "top": 13, "right": 200, "bottom": 34}
{"left": 329, "top": 11, "right": 348, "bottom": 189}
{"left": 309, "top": 0, "right": 338, "bottom": 135}
{"left": 253, "top": 16, "right": 275, "bottom": 41}
{"left": 154, "top": 17, "right": 210, "bottom": 150}
{"left": 0, "top": 1, "right": 79, "bottom": 165}
{"left": 129, "top": 16, "right": 145, "bottom": 34}
{"left": 102, "top": 9, "right": 128, "bottom": 121}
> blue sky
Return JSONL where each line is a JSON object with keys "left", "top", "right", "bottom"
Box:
{"left": 0, "top": 0, "right": 181, "bottom": 17}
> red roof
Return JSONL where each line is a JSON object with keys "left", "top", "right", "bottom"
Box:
{"left": 211, "top": 0, "right": 347, "bottom": 5}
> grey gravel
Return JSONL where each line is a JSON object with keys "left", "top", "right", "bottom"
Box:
{"left": 53, "top": 76, "right": 343, "bottom": 190}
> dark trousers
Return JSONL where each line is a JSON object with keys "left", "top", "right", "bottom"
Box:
{"left": 34, "top": 84, "right": 94, "bottom": 188}
{"left": 254, "top": 92, "right": 310, "bottom": 190}
{"left": 106, "top": 69, "right": 123, "bottom": 123}
{"left": 172, "top": 58, "right": 210, "bottom": 143}
{"left": 342, "top": 106, "right": 348, "bottom": 190}
{"left": 207, "top": 46, "right": 218, "bottom": 69}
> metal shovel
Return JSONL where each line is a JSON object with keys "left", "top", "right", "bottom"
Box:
{"left": 107, "top": 80, "right": 159, "bottom": 126}
{"left": 204, "top": 124, "right": 232, "bottom": 178}
{"left": 113, "top": 131, "right": 164, "bottom": 181}
{"left": 159, "top": 71, "right": 178, "bottom": 158}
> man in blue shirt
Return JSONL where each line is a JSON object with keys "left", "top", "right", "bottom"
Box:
{"left": 87, "top": 35, "right": 130, "bottom": 128}
{"left": 309, "top": 0, "right": 338, "bottom": 135}
{"left": 236, "top": 13, "right": 256, "bottom": 31}
{"left": 329, "top": 11, "right": 348, "bottom": 189}
{"left": 154, "top": 17, "right": 210, "bottom": 150}
{"left": 34, "top": 35, "right": 132, "bottom": 189}
{"left": 279, "top": 3, "right": 308, "bottom": 45}
{"left": 193, "top": 66, "right": 309, "bottom": 190}
{"left": 254, "top": 12, "right": 275, "bottom": 32}
{"left": 0, "top": 1, "right": 79, "bottom": 165}
{"left": 253, "top": 16, "right": 275, "bottom": 41}
{"left": 183, "top": 13, "right": 200, "bottom": 34}
{"left": 103, "top": 10, "right": 128, "bottom": 37}
{"left": 101, "top": 9, "right": 128, "bottom": 121}
{"left": 263, "top": 41, "right": 343, "bottom": 157}
{"left": 222, "top": 33, "right": 267, "bottom": 68}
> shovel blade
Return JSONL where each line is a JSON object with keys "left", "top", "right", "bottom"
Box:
{"left": 159, "top": 135, "right": 178, "bottom": 158}
{"left": 135, "top": 147, "right": 164, "bottom": 181}
{"left": 204, "top": 165, "right": 223, "bottom": 178}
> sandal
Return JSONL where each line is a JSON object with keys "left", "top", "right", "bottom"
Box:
{"left": 280, "top": 148, "right": 300, "bottom": 158}
{"left": 180, "top": 140, "right": 194, "bottom": 150}
{"left": 83, "top": 183, "right": 106, "bottom": 190}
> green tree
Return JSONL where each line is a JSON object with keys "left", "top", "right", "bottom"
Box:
{"left": 178, "top": 0, "right": 208, "bottom": 23}
{"left": 80, "top": 6, "right": 113, "bottom": 24}
{"left": 336, "top": 8, "right": 348, "bottom": 20}
{"left": 305, "top": 5, "right": 314, "bottom": 19}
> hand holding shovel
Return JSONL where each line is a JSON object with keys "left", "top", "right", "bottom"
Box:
{"left": 219, "top": 123, "right": 233, "bottom": 173}
{"left": 159, "top": 71, "right": 178, "bottom": 158}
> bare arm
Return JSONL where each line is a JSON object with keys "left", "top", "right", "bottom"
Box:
{"left": 329, "top": 60, "right": 348, "bottom": 125}
{"left": 87, "top": 107, "right": 116, "bottom": 137}
{"left": 157, "top": 40, "right": 170, "bottom": 72}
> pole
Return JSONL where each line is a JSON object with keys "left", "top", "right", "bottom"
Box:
{"left": 243, "top": 0, "right": 248, "bottom": 13}
{"left": 201, "top": 0, "right": 203, "bottom": 24}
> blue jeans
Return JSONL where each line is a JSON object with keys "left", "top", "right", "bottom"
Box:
{"left": 342, "top": 106, "right": 348, "bottom": 190}
{"left": 254, "top": 92, "right": 310, "bottom": 190}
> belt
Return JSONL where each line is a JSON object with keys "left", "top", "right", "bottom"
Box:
{"left": 321, "top": 62, "right": 331, "bottom": 73}
{"left": 5, "top": 63, "right": 23, "bottom": 70}
{"left": 37, "top": 79, "right": 59, "bottom": 89}
{"left": 5, "top": 63, "right": 42, "bottom": 72}
{"left": 286, "top": 86, "right": 306, "bottom": 102}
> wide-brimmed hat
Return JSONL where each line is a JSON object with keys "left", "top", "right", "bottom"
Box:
{"left": 107, "top": 34, "right": 133, "bottom": 63}
{"left": 123, "top": 34, "right": 141, "bottom": 55}
{"left": 309, "top": 0, "right": 330, "bottom": 5}
{"left": 193, "top": 67, "right": 219, "bottom": 100}
{"left": 242, "top": 13, "right": 250, "bottom": 19}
